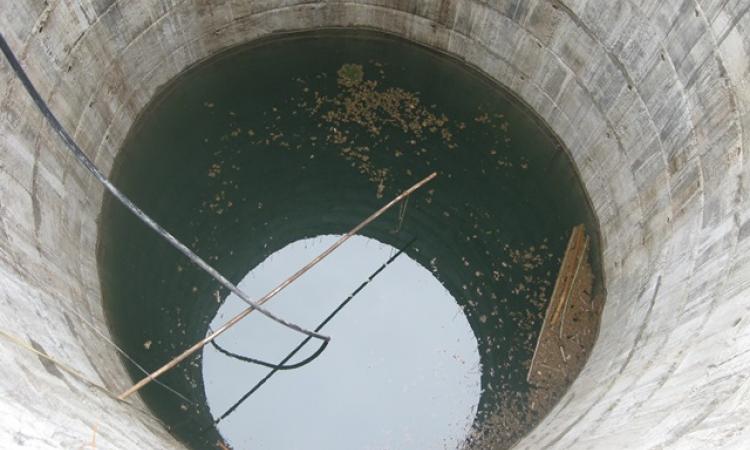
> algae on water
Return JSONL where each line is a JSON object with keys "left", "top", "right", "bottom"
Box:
{"left": 337, "top": 63, "right": 364, "bottom": 87}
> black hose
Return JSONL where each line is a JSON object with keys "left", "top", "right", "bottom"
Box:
{"left": 0, "top": 33, "right": 328, "bottom": 343}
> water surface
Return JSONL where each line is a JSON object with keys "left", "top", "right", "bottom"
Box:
{"left": 204, "top": 235, "right": 480, "bottom": 449}
{"left": 98, "top": 30, "right": 601, "bottom": 449}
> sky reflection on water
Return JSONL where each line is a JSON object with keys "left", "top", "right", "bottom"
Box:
{"left": 203, "top": 235, "right": 481, "bottom": 449}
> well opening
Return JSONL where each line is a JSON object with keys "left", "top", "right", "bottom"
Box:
{"left": 98, "top": 30, "right": 604, "bottom": 449}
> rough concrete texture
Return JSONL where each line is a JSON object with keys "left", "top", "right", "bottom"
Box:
{"left": 1, "top": 0, "right": 749, "bottom": 448}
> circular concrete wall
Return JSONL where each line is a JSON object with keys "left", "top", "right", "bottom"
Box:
{"left": 0, "top": 1, "right": 749, "bottom": 448}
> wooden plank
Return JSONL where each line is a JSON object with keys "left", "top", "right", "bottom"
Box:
{"left": 549, "top": 225, "right": 587, "bottom": 324}
{"left": 527, "top": 224, "right": 587, "bottom": 384}
{"left": 559, "top": 235, "right": 589, "bottom": 339}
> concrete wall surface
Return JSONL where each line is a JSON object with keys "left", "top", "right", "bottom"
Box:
{"left": 1, "top": 0, "right": 749, "bottom": 448}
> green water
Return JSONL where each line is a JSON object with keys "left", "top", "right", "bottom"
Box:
{"left": 98, "top": 30, "right": 601, "bottom": 449}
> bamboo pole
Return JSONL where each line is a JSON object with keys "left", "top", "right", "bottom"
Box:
{"left": 118, "top": 172, "right": 437, "bottom": 400}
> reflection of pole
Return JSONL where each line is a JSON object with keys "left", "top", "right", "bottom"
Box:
{"left": 118, "top": 172, "right": 437, "bottom": 400}
{"left": 216, "top": 236, "right": 417, "bottom": 423}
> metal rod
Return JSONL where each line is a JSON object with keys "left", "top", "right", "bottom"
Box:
{"left": 118, "top": 172, "right": 437, "bottom": 400}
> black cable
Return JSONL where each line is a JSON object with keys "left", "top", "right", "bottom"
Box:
{"left": 0, "top": 33, "right": 328, "bottom": 342}
{"left": 215, "top": 236, "right": 416, "bottom": 423}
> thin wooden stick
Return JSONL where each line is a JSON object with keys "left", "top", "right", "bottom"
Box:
{"left": 118, "top": 172, "right": 437, "bottom": 400}
{"left": 558, "top": 345, "right": 568, "bottom": 378}
{"left": 0, "top": 328, "right": 107, "bottom": 391}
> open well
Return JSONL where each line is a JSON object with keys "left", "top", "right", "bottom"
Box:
{"left": 97, "top": 31, "right": 604, "bottom": 449}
